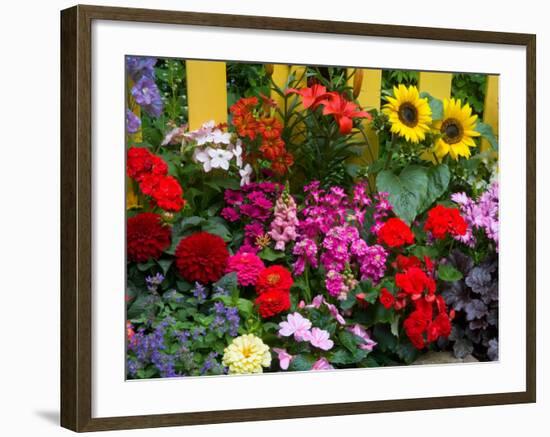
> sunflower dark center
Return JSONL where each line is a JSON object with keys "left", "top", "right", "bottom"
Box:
{"left": 441, "top": 118, "right": 464, "bottom": 144}
{"left": 398, "top": 103, "right": 419, "bottom": 127}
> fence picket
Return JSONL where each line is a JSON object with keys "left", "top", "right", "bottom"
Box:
{"left": 482, "top": 75, "right": 499, "bottom": 152}
{"left": 186, "top": 60, "right": 228, "bottom": 130}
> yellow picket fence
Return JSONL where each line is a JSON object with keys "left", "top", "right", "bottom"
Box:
{"left": 127, "top": 62, "right": 498, "bottom": 208}
{"left": 183, "top": 61, "right": 498, "bottom": 153}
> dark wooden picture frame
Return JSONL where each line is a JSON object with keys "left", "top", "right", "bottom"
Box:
{"left": 60, "top": 4, "right": 536, "bottom": 432}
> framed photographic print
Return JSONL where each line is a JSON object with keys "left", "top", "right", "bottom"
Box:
{"left": 60, "top": 4, "right": 536, "bottom": 432}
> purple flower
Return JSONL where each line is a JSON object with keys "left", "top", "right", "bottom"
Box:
{"left": 145, "top": 272, "right": 164, "bottom": 293}
{"left": 192, "top": 282, "right": 207, "bottom": 303}
{"left": 126, "top": 108, "right": 141, "bottom": 134}
{"left": 126, "top": 56, "right": 157, "bottom": 81}
{"left": 131, "top": 76, "right": 163, "bottom": 118}
{"left": 210, "top": 302, "right": 240, "bottom": 337}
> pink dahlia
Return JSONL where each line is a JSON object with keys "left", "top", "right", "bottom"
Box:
{"left": 226, "top": 252, "right": 265, "bottom": 286}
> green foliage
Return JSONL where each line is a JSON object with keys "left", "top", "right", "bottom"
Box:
{"left": 227, "top": 62, "right": 270, "bottom": 107}
{"left": 451, "top": 73, "right": 487, "bottom": 118}
{"left": 437, "top": 264, "right": 464, "bottom": 282}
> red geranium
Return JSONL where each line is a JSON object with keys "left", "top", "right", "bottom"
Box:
{"left": 394, "top": 254, "right": 422, "bottom": 271}
{"left": 127, "top": 147, "right": 167, "bottom": 182}
{"left": 256, "top": 265, "right": 293, "bottom": 295}
{"left": 395, "top": 267, "right": 436, "bottom": 299}
{"left": 379, "top": 288, "right": 396, "bottom": 309}
{"left": 427, "top": 312, "right": 452, "bottom": 342}
{"left": 378, "top": 217, "right": 415, "bottom": 248}
{"left": 424, "top": 205, "right": 467, "bottom": 239}
{"left": 320, "top": 92, "right": 372, "bottom": 134}
{"left": 175, "top": 232, "right": 229, "bottom": 284}
{"left": 127, "top": 212, "right": 171, "bottom": 263}
{"left": 255, "top": 289, "right": 291, "bottom": 318}
{"left": 151, "top": 175, "right": 185, "bottom": 212}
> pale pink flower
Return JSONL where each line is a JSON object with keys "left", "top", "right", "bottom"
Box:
{"left": 305, "top": 294, "right": 325, "bottom": 309}
{"left": 348, "top": 324, "right": 377, "bottom": 351}
{"left": 312, "top": 357, "right": 334, "bottom": 371}
{"left": 279, "top": 312, "right": 312, "bottom": 341}
{"left": 305, "top": 327, "right": 334, "bottom": 351}
{"left": 324, "top": 301, "right": 346, "bottom": 325}
{"left": 272, "top": 348, "right": 293, "bottom": 370}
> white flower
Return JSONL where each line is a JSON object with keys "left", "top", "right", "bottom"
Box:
{"left": 208, "top": 148, "right": 233, "bottom": 171}
{"left": 211, "top": 128, "right": 232, "bottom": 145}
{"left": 194, "top": 147, "right": 214, "bottom": 172}
{"left": 239, "top": 163, "right": 253, "bottom": 186}
{"left": 232, "top": 140, "right": 244, "bottom": 168}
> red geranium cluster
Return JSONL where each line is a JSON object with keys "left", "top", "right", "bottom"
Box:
{"left": 286, "top": 84, "right": 372, "bottom": 135}
{"left": 127, "top": 212, "right": 171, "bottom": 263}
{"left": 384, "top": 255, "right": 453, "bottom": 349}
{"left": 254, "top": 265, "right": 293, "bottom": 318}
{"left": 230, "top": 97, "right": 293, "bottom": 176}
{"left": 127, "top": 147, "right": 185, "bottom": 212}
{"left": 377, "top": 217, "right": 415, "bottom": 248}
{"left": 175, "top": 232, "right": 229, "bottom": 284}
{"left": 424, "top": 204, "right": 467, "bottom": 240}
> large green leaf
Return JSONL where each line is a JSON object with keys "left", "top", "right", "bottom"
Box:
{"left": 419, "top": 164, "right": 451, "bottom": 213}
{"left": 420, "top": 91, "right": 444, "bottom": 120}
{"left": 475, "top": 121, "right": 498, "bottom": 150}
{"left": 437, "top": 264, "right": 464, "bottom": 282}
{"left": 376, "top": 165, "right": 429, "bottom": 224}
{"left": 288, "top": 354, "right": 316, "bottom": 371}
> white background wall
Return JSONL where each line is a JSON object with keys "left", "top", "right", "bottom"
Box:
{"left": 0, "top": 0, "right": 546, "bottom": 435}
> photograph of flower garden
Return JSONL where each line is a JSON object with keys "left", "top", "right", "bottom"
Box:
{"left": 125, "top": 57, "right": 499, "bottom": 379}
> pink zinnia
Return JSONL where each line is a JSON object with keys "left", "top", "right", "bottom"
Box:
{"left": 225, "top": 252, "right": 265, "bottom": 286}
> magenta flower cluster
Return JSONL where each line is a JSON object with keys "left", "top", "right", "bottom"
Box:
{"left": 451, "top": 181, "right": 499, "bottom": 251}
{"left": 292, "top": 181, "right": 389, "bottom": 299}
{"left": 221, "top": 182, "right": 282, "bottom": 251}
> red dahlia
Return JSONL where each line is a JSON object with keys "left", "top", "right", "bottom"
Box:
{"left": 377, "top": 217, "right": 415, "bottom": 248}
{"left": 256, "top": 265, "right": 294, "bottom": 295}
{"left": 255, "top": 289, "right": 291, "bottom": 318}
{"left": 175, "top": 232, "right": 229, "bottom": 284}
{"left": 127, "top": 212, "right": 171, "bottom": 263}
{"left": 424, "top": 205, "right": 467, "bottom": 240}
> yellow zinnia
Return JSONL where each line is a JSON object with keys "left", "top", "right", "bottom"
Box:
{"left": 222, "top": 334, "right": 271, "bottom": 374}
{"left": 432, "top": 98, "right": 480, "bottom": 160}
{"left": 383, "top": 84, "right": 432, "bottom": 143}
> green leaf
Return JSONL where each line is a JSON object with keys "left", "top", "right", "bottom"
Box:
{"left": 136, "top": 260, "right": 155, "bottom": 271}
{"left": 420, "top": 92, "right": 444, "bottom": 120}
{"left": 156, "top": 259, "right": 173, "bottom": 275}
{"left": 396, "top": 340, "right": 420, "bottom": 364}
{"left": 339, "top": 330, "right": 360, "bottom": 353}
{"left": 213, "top": 272, "right": 238, "bottom": 294}
{"left": 236, "top": 298, "right": 254, "bottom": 316}
{"left": 288, "top": 354, "right": 316, "bottom": 371}
{"left": 376, "top": 165, "right": 429, "bottom": 224}
{"left": 372, "top": 324, "right": 398, "bottom": 353}
{"left": 201, "top": 219, "right": 231, "bottom": 241}
{"left": 127, "top": 294, "right": 153, "bottom": 319}
{"left": 329, "top": 348, "right": 368, "bottom": 365}
{"left": 475, "top": 121, "right": 498, "bottom": 150}
{"left": 437, "top": 264, "right": 464, "bottom": 282}
{"left": 180, "top": 216, "right": 205, "bottom": 232}
{"left": 411, "top": 245, "right": 440, "bottom": 259}
{"left": 258, "top": 247, "right": 286, "bottom": 262}
{"left": 419, "top": 164, "right": 450, "bottom": 213}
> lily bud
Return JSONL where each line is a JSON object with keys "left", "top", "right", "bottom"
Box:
{"left": 352, "top": 69, "right": 364, "bottom": 99}
{"left": 264, "top": 64, "right": 275, "bottom": 77}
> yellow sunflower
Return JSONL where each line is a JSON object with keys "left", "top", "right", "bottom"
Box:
{"left": 432, "top": 98, "right": 480, "bottom": 160}
{"left": 383, "top": 84, "right": 432, "bottom": 143}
